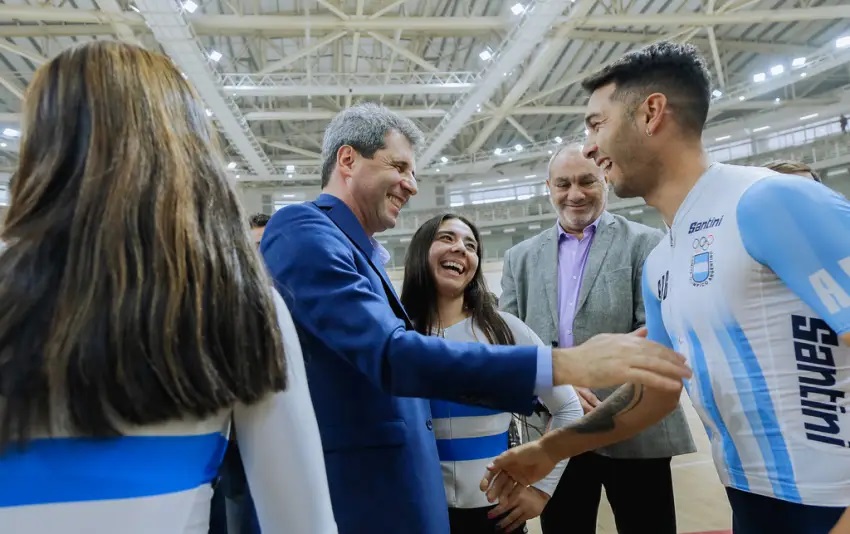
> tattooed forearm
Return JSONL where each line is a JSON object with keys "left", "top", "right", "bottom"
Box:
{"left": 571, "top": 384, "right": 645, "bottom": 434}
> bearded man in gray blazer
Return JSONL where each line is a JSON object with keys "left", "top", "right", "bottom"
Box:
{"left": 500, "top": 145, "right": 695, "bottom": 534}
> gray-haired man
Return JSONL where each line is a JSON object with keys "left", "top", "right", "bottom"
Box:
{"left": 260, "top": 104, "right": 692, "bottom": 533}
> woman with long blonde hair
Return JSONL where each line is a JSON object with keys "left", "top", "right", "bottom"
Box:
{"left": 0, "top": 41, "right": 336, "bottom": 533}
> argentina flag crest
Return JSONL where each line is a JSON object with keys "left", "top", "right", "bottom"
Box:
{"left": 690, "top": 250, "right": 714, "bottom": 286}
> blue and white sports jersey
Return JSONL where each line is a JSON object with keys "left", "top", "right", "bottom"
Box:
{"left": 430, "top": 312, "right": 582, "bottom": 509}
{"left": 0, "top": 292, "right": 338, "bottom": 533}
{"left": 643, "top": 163, "right": 850, "bottom": 507}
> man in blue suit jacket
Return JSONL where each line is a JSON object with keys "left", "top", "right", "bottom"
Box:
{"left": 260, "top": 103, "right": 691, "bottom": 533}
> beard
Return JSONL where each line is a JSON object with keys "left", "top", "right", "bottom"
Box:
{"left": 607, "top": 124, "right": 657, "bottom": 199}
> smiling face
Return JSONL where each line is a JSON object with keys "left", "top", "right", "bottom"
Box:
{"left": 546, "top": 147, "right": 607, "bottom": 235}
{"left": 581, "top": 82, "right": 660, "bottom": 200}
{"left": 341, "top": 129, "right": 418, "bottom": 235}
{"left": 427, "top": 217, "right": 480, "bottom": 299}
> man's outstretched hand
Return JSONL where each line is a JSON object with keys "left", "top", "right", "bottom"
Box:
{"left": 479, "top": 441, "right": 557, "bottom": 505}
{"left": 552, "top": 327, "right": 692, "bottom": 392}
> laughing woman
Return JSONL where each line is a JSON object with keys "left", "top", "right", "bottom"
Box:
{"left": 401, "top": 213, "right": 583, "bottom": 534}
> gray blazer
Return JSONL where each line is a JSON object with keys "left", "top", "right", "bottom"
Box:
{"left": 500, "top": 211, "right": 695, "bottom": 459}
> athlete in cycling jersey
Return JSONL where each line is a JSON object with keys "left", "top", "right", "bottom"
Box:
{"left": 481, "top": 42, "right": 850, "bottom": 534}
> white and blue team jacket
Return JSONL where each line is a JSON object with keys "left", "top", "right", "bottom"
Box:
{"left": 642, "top": 163, "right": 850, "bottom": 507}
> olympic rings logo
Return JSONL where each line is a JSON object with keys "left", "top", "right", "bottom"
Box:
{"left": 692, "top": 235, "right": 714, "bottom": 251}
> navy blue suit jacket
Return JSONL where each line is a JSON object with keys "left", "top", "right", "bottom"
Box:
{"left": 261, "top": 194, "right": 539, "bottom": 534}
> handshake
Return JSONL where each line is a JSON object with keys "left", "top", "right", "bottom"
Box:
{"left": 480, "top": 327, "right": 691, "bottom": 507}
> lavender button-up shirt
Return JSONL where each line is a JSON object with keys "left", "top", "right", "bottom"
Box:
{"left": 557, "top": 218, "right": 600, "bottom": 348}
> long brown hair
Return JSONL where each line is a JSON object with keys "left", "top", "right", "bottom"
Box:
{"left": 401, "top": 213, "right": 515, "bottom": 346}
{"left": 0, "top": 41, "right": 285, "bottom": 449}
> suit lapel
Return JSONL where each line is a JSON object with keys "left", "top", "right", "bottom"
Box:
{"left": 536, "top": 227, "right": 560, "bottom": 332}
{"left": 576, "top": 212, "right": 615, "bottom": 313}
{"left": 313, "top": 194, "right": 411, "bottom": 325}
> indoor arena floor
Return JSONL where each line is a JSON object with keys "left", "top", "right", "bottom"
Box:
{"left": 526, "top": 392, "right": 732, "bottom": 534}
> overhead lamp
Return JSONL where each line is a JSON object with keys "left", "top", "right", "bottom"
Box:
{"left": 227, "top": 162, "right": 237, "bottom": 170}
{"left": 554, "top": 136, "right": 563, "bottom": 143}
{"left": 738, "top": 96, "right": 746, "bottom": 101}
{"left": 524, "top": 174, "right": 537, "bottom": 179}
{"left": 205, "top": 109, "right": 213, "bottom": 117}
{"left": 235, "top": 174, "right": 240, "bottom": 179}
{"left": 774, "top": 97, "right": 781, "bottom": 104}
{"left": 715, "top": 135, "right": 730, "bottom": 141}
{"left": 800, "top": 113, "right": 819, "bottom": 120}
{"left": 2, "top": 128, "right": 19, "bottom": 137}
{"left": 0, "top": 143, "right": 6, "bottom": 147}
{"left": 435, "top": 169, "right": 440, "bottom": 172}
{"left": 800, "top": 72, "right": 808, "bottom": 78}
{"left": 514, "top": 144, "right": 523, "bottom": 152}
{"left": 753, "top": 72, "right": 766, "bottom": 83}
{"left": 548, "top": 150, "right": 553, "bottom": 154}
{"left": 836, "top": 36, "right": 850, "bottom": 49}
{"left": 209, "top": 50, "right": 223, "bottom": 62}
{"left": 510, "top": 3, "right": 525, "bottom": 15}
{"left": 493, "top": 148, "right": 502, "bottom": 155}
{"left": 182, "top": 0, "right": 198, "bottom": 12}
{"left": 479, "top": 49, "right": 493, "bottom": 61}
{"left": 498, "top": 178, "right": 510, "bottom": 183}
{"left": 752, "top": 126, "right": 770, "bottom": 133}
{"left": 283, "top": 194, "right": 296, "bottom": 198}
{"left": 129, "top": 4, "right": 140, "bottom": 12}
{"left": 711, "top": 89, "right": 723, "bottom": 98}
{"left": 770, "top": 65, "right": 784, "bottom": 76}
{"left": 440, "top": 156, "right": 448, "bottom": 163}
{"left": 470, "top": 181, "right": 483, "bottom": 186}
{"left": 791, "top": 57, "right": 806, "bottom": 68}
{"left": 285, "top": 164, "right": 295, "bottom": 172}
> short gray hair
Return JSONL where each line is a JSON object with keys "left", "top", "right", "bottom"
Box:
{"left": 547, "top": 142, "right": 586, "bottom": 178}
{"left": 321, "top": 103, "right": 424, "bottom": 187}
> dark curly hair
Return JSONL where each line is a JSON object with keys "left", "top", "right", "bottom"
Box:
{"left": 581, "top": 41, "right": 713, "bottom": 137}
{"left": 248, "top": 213, "right": 270, "bottom": 229}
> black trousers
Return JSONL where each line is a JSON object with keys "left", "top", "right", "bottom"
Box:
{"left": 448, "top": 506, "right": 527, "bottom": 534}
{"left": 540, "top": 452, "right": 676, "bottom": 534}
{"left": 727, "top": 488, "right": 845, "bottom": 534}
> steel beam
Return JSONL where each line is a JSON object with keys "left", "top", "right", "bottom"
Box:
{"left": 418, "top": 0, "right": 579, "bottom": 167}
{"left": 0, "top": 6, "right": 846, "bottom": 33}
{"left": 134, "top": 0, "right": 274, "bottom": 174}
{"left": 221, "top": 71, "right": 477, "bottom": 97}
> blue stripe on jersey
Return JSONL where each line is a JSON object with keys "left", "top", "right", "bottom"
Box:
{"left": 737, "top": 175, "right": 850, "bottom": 334}
{"left": 715, "top": 323, "right": 802, "bottom": 503}
{"left": 0, "top": 432, "right": 227, "bottom": 507}
{"left": 686, "top": 329, "right": 750, "bottom": 491}
{"left": 430, "top": 400, "right": 502, "bottom": 419}
{"left": 436, "top": 431, "right": 509, "bottom": 462}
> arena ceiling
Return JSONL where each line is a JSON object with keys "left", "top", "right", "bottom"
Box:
{"left": 0, "top": 0, "right": 848, "bottom": 187}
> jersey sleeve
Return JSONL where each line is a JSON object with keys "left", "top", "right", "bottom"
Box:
{"left": 233, "top": 291, "right": 338, "bottom": 533}
{"left": 641, "top": 262, "right": 674, "bottom": 349}
{"left": 737, "top": 176, "right": 850, "bottom": 335}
